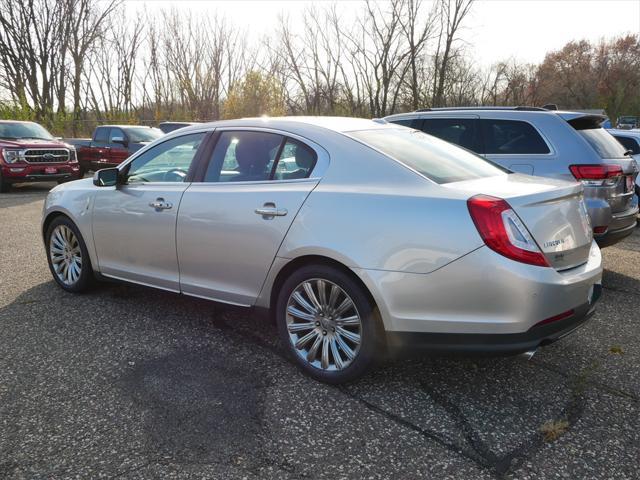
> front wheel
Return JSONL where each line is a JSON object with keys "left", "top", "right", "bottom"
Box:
{"left": 45, "top": 216, "right": 94, "bottom": 292}
{"left": 276, "top": 264, "right": 382, "bottom": 384}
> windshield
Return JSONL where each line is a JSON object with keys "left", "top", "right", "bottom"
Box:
{"left": 577, "top": 128, "right": 629, "bottom": 159}
{"left": 125, "top": 127, "right": 163, "bottom": 143}
{"left": 0, "top": 122, "right": 54, "bottom": 140}
{"left": 348, "top": 128, "right": 507, "bottom": 184}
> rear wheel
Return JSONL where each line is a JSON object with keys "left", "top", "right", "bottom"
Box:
{"left": 45, "top": 216, "right": 93, "bottom": 292}
{"left": 276, "top": 264, "right": 382, "bottom": 383}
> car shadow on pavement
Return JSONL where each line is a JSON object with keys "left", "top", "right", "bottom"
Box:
{"left": 0, "top": 183, "right": 57, "bottom": 208}
{"left": 1, "top": 277, "right": 638, "bottom": 479}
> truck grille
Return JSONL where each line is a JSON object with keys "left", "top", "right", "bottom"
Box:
{"left": 24, "top": 149, "right": 70, "bottom": 164}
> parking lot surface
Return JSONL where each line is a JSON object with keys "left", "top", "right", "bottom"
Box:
{"left": 1, "top": 183, "right": 639, "bottom": 479}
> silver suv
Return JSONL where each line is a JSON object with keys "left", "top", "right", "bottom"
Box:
{"left": 385, "top": 107, "right": 639, "bottom": 247}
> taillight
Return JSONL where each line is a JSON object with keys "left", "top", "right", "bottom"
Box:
{"left": 569, "top": 164, "right": 622, "bottom": 186}
{"left": 467, "top": 195, "right": 549, "bottom": 267}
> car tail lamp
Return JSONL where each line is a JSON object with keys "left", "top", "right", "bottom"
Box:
{"left": 569, "top": 164, "right": 622, "bottom": 186}
{"left": 467, "top": 195, "right": 549, "bottom": 267}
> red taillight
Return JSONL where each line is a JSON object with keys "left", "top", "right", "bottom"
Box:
{"left": 569, "top": 164, "right": 622, "bottom": 181}
{"left": 593, "top": 226, "right": 608, "bottom": 235}
{"left": 467, "top": 195, "right": 549, "bottom": 267}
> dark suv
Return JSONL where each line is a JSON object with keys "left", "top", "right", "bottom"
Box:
{"left": 385, "top": 107, "right": 639, "bottom": 247}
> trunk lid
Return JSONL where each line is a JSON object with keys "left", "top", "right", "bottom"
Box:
{"left": 447, "top": 173, "right": 593, "bottom": 270}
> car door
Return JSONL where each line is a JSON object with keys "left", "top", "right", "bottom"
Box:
{"left": 480, "top": 118, "right": 552, "bottom": 175}
{"left": 92, "top": 132, "right": 208, "bottom": 291}
{"left": 177, "top": 129, "right": 324, "bottom": 306}
{"left": 108, "top": 127, "right": 130, "bottom": 165}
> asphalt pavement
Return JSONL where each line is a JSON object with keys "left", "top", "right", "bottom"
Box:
{"left": 1, "top": 182, "right": 638, "bottom": 479}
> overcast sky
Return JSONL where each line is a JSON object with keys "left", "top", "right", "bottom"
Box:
{"left": 126, "top": 0, "right": 640, "bottom": 67}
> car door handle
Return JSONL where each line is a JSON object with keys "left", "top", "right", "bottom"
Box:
{"left": 149, "top": 198, "right": 173, "bottom": 210}
{"left": 255, "top": 206, "right": 288, "bottom": 217}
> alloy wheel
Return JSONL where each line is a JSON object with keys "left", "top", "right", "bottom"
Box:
{"left": 286, "top": 278, "right": 362, "bottom": 371}
{"left": 49, "top": 224, "right": 83, "bottom": 286}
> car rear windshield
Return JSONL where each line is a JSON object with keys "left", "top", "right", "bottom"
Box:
{"left": 0, "top": 122, "right": 54, "bottom": 140}
{"left": 125, "top": 127, "right": 163, "bottom": 143}
{"left": 575, "top": 127, "right": 628, "bottom": 159}
{"left": 348, "top": 128, "right": 506, "bottom": 184}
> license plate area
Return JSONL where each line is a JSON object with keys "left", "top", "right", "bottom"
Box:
{"left": 44, "top": 167, "right": 58, "bottom": 174}
{"left": 625, "top": 175, "right": 634, "bottom": 192}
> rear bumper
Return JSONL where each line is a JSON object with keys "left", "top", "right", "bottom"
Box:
{"left": 1, "top": 164, "right": 81, "bottom": 183}
{"left": 357, "top": 241, "right": 602, "bottom": 337}
{"left": 594, "top": 205, "right": 638, "bottom": 247}
{"left": 386, "top": 287, "right": 600, "bottom": 355}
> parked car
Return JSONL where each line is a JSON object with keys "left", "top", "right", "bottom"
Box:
{"left": 608, "top": 128, "right": 640, "bottom": 196}
{"left": 0, "top": 120, "right": 81, "bottom": 192}
{"left": 42, "top": 117, "right": 602, "bottom": 383}
{"left": 617, "top": 116, "right": 639, "bottom": 130}
{"left": 385, "top": 107, "right": 639, "bottom": 247}
{"left": 66, "top": 125, "right": 162, "bottom": 175}
{"left": 158, "top": 121, "right": 200, "bottom": 134}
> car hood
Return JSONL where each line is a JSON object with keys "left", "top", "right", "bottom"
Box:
{"left": 0, "top": 138, "right": 68, "bottom": 149}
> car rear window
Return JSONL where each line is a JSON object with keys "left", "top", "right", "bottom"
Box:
{"left": 480, "top": 119, "right": 550, "bottom": 154}
{"left": 576, "top": 128, "right": 628, "bottom": 159}
{"left": 348, "top": 128, "right": 506, "bottom": 184}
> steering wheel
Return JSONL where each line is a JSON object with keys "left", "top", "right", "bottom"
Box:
{"left": 163, "top": 168, "right": 188, "bottom": 182}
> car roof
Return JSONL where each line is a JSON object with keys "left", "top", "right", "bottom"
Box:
{"left": 174, "top": 116, "right": 395, "bottom": 136}
{"left": 0, "top": 120, "right": 39, "bottom": 124}
{"left": 98, "top": 124, "right": 159, "bottom": 129}
{"left": 384, "top": 108, "right": 606, "bottom": 123}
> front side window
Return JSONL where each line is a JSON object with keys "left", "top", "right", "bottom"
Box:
{"left": 125, "top": 132, "right": 205, "bottom": 183}
{"left": 420, "top": 118, "right": 479, "bottom": 152}
{"left": 481, "top": 119, "right": 550, "bottom": 154}
{"left": 348, "top": 128, "right": 506, "bottom": 184}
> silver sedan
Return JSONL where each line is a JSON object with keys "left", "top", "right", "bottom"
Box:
{"left": 42, "top": 117, "right": 603, "bottom": 383}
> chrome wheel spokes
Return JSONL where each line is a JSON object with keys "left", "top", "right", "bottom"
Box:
{"left": 49, "top": 225, "right": 82, "bottom": 286}
{"left": 286, "top": 278, "right": 362, "bottom": 371}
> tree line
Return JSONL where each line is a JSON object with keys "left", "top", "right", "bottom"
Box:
{"left": 0, "top": 0, "right": 638, "bottom": 136}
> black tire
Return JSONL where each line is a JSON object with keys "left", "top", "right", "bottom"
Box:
{"left": 276, "top": 264, "right": 383, "bottom": 384}
{"left": 45, "top": 216, "right": 94, "bottom": 293}
{"left": 0, "top": 174, "right": 10, "bottom": 193}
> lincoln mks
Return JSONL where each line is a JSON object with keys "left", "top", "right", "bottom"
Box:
{"left": 42, "top": 117, "right": 602, "bottom": 383}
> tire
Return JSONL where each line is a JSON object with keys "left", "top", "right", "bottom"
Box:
{"left": 0, "top": 174, "right": 10, "bottom": 193}
{"left": 45, "top": 216, "right": 94, "bottom": 293}
{"left": 276, "top": 264, "right": 383, "bottom": 384}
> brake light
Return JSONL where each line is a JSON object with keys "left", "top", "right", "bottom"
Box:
{"left": 534, "top": 309, "right": 574, "bottom": 328}
{"left": 467, "top": 195, "right": 549, "bottom": 267}
{"left": 569, "top": 164, "right": 622, "bottom": 186}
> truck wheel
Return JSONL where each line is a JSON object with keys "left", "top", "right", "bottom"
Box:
{"left": 0, "top": 175, "right": 10, "bottom": 193}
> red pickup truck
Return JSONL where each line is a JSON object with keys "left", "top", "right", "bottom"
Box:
{"left": 0, "top": 120, "right": 81, "bottom": 192}
{"left": 67, "top": 125, "right": 162, "bottom": 174}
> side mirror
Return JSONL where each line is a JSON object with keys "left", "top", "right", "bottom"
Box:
{"left": 111, "top": 136, "right": 128, "bottom": 146}
{"left": 93, "top": 167, "right": 120, "bottom": 187}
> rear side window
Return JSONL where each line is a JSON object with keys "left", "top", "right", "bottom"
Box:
{"left": 481, "top": 119, "right": 550, "bottom": 154}
{"left": 94, "top": 127, "right": 109, "bottom": 143}
{"left": 348, "top": 128, "right": 506, "bottom": 184}
{"left": 388, "top": 118, "right": 415, "bottom": 128}
{"left": 274, "top": 139, "right": 317, "bottom": 180}
{"left": 613, "top": 135, "right": 640, "bottom": 155}
{"left": 419, "top": 118, "right": 479, "bottom": 152}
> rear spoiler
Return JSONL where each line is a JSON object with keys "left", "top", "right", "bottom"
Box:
{"left": 557, "top": 113, "right": 607, "bottom": 130}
